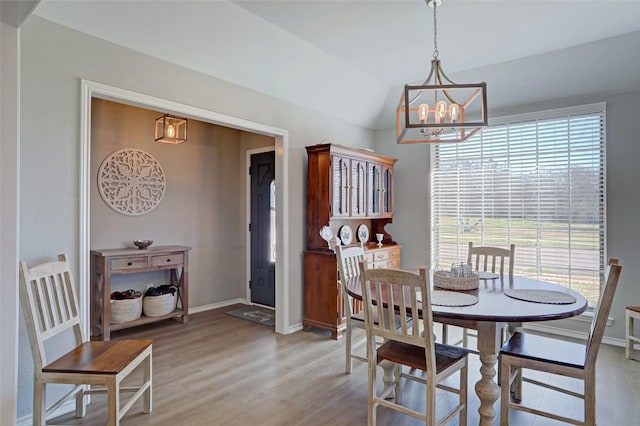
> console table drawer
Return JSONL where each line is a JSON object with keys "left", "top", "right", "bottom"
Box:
{"left": 151, "top": 254, "right": 184, "bottom": 267}
{"left": 111, "top": 257, "right": 149, "bottom": 271}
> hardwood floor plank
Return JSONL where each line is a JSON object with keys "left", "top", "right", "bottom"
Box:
{"left": 48, "top": 305, "right": 640, "bottom": 425}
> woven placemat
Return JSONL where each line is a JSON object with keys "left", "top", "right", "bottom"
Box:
{"left": 430, "top": 291, "right": 479, "bottom": 307}
{"left": 478, "top": 271, "right": 499, "bottom": 280}
{"left": 504, "top": 289, "right": 576, "bottom": 305}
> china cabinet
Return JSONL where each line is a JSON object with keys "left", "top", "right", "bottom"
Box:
{"left": 304, "top": 143, "right": 400, "bottom": 339}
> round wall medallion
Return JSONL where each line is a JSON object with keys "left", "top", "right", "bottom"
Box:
{"left": 98, "top": 148, "right": 166, "bottom": 216}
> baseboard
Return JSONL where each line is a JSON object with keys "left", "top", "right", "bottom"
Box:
{"left": 189, "top": 298, "right": 249, "bottom": 314}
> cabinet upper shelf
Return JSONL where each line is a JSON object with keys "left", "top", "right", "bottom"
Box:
{"left": 305, "top": 143, "right": 397, "bottom": 251}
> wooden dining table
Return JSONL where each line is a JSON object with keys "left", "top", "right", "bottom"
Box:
{"left": 344, "top": 272, "right": 588, "bottom": 426}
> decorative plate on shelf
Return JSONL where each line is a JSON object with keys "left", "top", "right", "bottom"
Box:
{"left": 357, "top": 224, "right": 369, "bottom": 243}
{"left": 319, "top": 225, "right": 333, "bottom": 242}
{"left": 339, "top": 225, "right": 353, "bottom": 245}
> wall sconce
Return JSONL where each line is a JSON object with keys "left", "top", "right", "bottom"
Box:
{"left": 155, "top": 114, "right": 187, "bottom": 144}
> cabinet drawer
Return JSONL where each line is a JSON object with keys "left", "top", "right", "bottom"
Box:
{"left": 111, "top": 257, "right": 149, "bottom": 271}
{"left": 151, "top": 254, "right": 184, "bottom": 267}
{"left": 370, "top": 258, "right": 400, "bottom": 269}
{"left": 371, "top": 248, "right": 399, "bottom": 261}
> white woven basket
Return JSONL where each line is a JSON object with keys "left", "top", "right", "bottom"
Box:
{"left": 433, "top": 271, "right": 479, "bottom": 291}
{"left": 110, "top": 292, "right": 143, "bottom": 323}
{"left": 143, "top": 290, "right": 177, "bottom": 317}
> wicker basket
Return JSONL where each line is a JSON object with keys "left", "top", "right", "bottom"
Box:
{"left": 433, "top": 270, "right": 479, "bottom": 291}
{"left": 110, "top": 292, "right": 143, "bottom": 323}
{"left": 143, "top": 289, "right": 178, "bottom": 317}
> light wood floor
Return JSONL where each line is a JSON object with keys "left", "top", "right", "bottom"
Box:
{"left": 50, "top": 304, "right": 640, "bottom": 425}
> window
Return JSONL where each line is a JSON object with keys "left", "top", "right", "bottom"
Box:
{"left": 430, "top": 103, "right": 606, "bottom": 306}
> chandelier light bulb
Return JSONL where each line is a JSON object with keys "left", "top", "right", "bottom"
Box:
{"left": 166, "top": 124, "right": 176, "bottom": 138}
{"left": 436, "top": 100, "right": 447, "bottom": 124}
{"left": 449, "top": 103, "right": 460, "bottom": 122}
{"left": 418, "top": 103, "right": 430, "bottom": 123}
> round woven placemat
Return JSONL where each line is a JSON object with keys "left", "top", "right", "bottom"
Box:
{"left": 504, "top": 289, "right": 576, "bottom": 305}
{"left": 477, "top": 271, "right": 499, "bottom": 280}
{"left": 430, "top": 291, "right": 479, "bottom": 307}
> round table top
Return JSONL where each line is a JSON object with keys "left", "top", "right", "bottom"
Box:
{"left": 344, "top": 273, "right": 588, "bottom": 323}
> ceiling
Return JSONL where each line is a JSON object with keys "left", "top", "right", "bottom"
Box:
{"left": 31, "top": 0, "right": 640, "bottom": 130}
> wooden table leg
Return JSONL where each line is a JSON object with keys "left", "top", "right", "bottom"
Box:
{"left": 475, "top": 322, "right": 502, "bottom": 426}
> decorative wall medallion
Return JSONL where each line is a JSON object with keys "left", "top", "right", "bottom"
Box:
{"left": 98, "top": 148, "right": 166, "bottom": 216}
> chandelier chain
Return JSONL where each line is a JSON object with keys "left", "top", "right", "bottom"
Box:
{"left": 432, "top": 0, "right": 439, "bottom": 59}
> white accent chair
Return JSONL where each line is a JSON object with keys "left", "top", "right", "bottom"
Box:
{"left": 20, "top": 254, "right": 153, "bottom": 426}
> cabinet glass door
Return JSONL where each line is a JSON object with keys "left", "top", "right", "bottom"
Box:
{"left": 332, "top": 155, "right": 351, "bottom": 217}
{"left": 368, "top": 162, "right": 382, "bottom": 216}
{"left": 351, "top": 159, "right": 367, "bottom": 217}
{"left": 382, "top": 166, "right": 394, "bottom": 216}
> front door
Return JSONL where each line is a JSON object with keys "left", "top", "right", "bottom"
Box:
{"left": 250, "top": 151, "right": 276, "bottom": 307}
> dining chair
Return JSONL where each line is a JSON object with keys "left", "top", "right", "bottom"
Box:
{"left": 443, "top": 242, "right": 516, "bottom": 350}
{"left": 499, "top": 259, "right": 622, "bottom": 426}
{"left": 335, "top": 243, "right": 368, "bottom": 373}
{"left": 359, "top": 262, "right": 470, "bottom": 425}
{"left": 20, "top": 254, "right": 153, "bottom": 426}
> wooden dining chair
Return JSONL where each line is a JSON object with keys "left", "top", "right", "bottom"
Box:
{"left": 335, "top": 243, "right": 368, "bottom": 373}
{"left": 444, "top": 242, "right": 516, "bottom": 349}
{"left": 499, "top": 259, "right": 622, "bottom": 426}
{"left": 20, "top": 254, "right": 153, "bottom": 426}
{"left": 359, "top": 262, "right": 470, "bottom": 425}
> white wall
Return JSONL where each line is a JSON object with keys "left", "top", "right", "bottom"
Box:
{"left": 17, "top": 16, "right": 374, "bottom": 418}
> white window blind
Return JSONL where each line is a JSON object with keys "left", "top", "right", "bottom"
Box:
{"left": 430, "top": 103, "right": 606, "bottom": 306}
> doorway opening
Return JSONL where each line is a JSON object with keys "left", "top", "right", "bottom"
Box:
{"left": 80, "top": 80, "right": 290, "bottom": 335}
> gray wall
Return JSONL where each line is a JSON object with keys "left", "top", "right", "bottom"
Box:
{"left": 375, "top": 90, "right": 640, "bottom": 341}
{"left": 17, "top": 16, "right": 374, "bottom": 418}
{"left": 91, "top": 98, "right": 271, "bottom": 303}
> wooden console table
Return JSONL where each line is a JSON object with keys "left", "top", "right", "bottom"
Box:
{"left": 90, "top": 245, "right": 190, "bottom": 340}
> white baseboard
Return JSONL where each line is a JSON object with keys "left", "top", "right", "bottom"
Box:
{"left": 188, "top": 298, "right": 249, "bottom": 314}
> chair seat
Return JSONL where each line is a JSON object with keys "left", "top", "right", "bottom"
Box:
{"left": 500, "top": 332, "right": 586, "bottom": 370}
{"left": 377, "top": 340, "right": 470, "bottom": 374}
{"left": 43, "top": 340, "right": 153, "bottom": 375}
{"left": 626, "top": 306, "right": 640, "bottom": 314}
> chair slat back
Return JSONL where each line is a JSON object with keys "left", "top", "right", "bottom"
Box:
{"left": 19, "top": 254, "right": 84, "bottom": 370}
{"left": 359, "top": 263, "right": 436, "bottom": 375}
{"left": 467, "top": 242, "right": 515, "bottom": 276}
{"left": 585, "top": 260, "right": 622, "bottom": 368}
{"left": 336, "top": 243, "right": 366, "bottom": 282}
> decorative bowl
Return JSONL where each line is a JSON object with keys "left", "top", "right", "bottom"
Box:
{"left": 133, "top": 240, "right": 153, "bottom": 250}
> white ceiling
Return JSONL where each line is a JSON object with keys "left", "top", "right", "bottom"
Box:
{"left": 32, "top": 0, "right": 640, "bottom": 129}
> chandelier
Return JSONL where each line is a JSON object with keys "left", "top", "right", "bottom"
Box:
{"left": 396, "top": 0, "right": 487, "bottom": 144}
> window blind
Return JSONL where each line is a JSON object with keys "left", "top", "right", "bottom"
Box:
{"left": 430, "top": 103, "right": 606, "bottom": 306}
